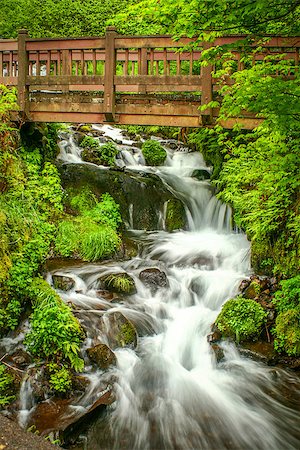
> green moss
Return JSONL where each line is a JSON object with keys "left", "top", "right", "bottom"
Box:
{"left": 243, "top": 281, "right": 261, "bottom": 299}
{"left": 142, "top": 140, "right": 167, "bottom": 166}
{"left": 102, "top": 273, "right": 136, "bottom": 294}
{"left": 165, "top": 198, "right": 186, "bottom": 231}
{"left": 117, "top": 322, "right": 137, "bottom": 347}
{"left": 80, "top": 136, "right": 118, "bottom": 167}
{"left": 274, "top": 309, "right": 300, "bottom": 356}
{"left": 216, "top": 296, "right": 268, "bottom": 342}
{"left": 47, "top": 363, "right": 72, "bottom": 393}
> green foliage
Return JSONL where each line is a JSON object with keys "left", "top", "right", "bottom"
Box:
{"left": 273, "top": 276, "right": 300, "bottom": 314}
{"left": 273, "top": 309, "right": 300, "bottom": 357}
{"left": 47, "top": 363, "right": 72, "bottom": 393}
{"left": 0, "top": 0, "right": 140, "bottom": 38}
{"left": 216, "top": 296, "right": 267, "bottom": 342}
{"left": 80, "top": 137, "right": 118, "bottom": 167}
{"left": 55, "top": 218, "right": 121, "bottom": 261}
{"left": 25, "top": 278, "right": 84, "bottom": 371}
{"left": 103, "top": 273, "right": 136, "bottom": 294}
{"left": 0, "top": 363, "right": 16, "bottom": 408}
{"left": 272, "top": 276, "right": 300, "bottom": 356}
{"left": 142, "top": 140, "right": 167, "bottom": 166}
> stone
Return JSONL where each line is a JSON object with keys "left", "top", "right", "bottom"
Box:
{"left": 9, "top": 349, "right": 32, "bottom": 370}
{"left": 52, "top": 274, "right": 75, "bottom": 291}
{"left": 100, "top": 311, "right": 137, "bottom": 350}
{"left": 165, "top": 198, "right": 186, "bottom": 231}
{"left": 100, "top": 273, "right": 136, "bottom": 295}
{"left": 191, "top": 169, "right": 211, "bottom": 181}
{"left": 139, "top": 268, "right": 168, "bottom": 293}
{"left": 86, "top": 344, "right": 117, "bottom": 370}
{"left": 243, "top": 281, "right": 261, "bottom": 299}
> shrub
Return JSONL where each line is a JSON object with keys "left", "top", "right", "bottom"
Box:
{"left": 0, "top": 363, "right": 16, "bottom": 408}
{"left": 47, "top": 363, "right": 72, "bottom": 393}
{"left": 80, "top": 136, "right": 118, "bottom": 167}
{"left": 216, "top": 296, "right": 267, "bottom": 342}
{"left": 25, "top": 278, "right": 85, "bottom": 372}
{"left": 273, "top": 276, "right": 300, "bottom": 313}
{"left": 141, "top": 139, "right": 167, "bottom": 166}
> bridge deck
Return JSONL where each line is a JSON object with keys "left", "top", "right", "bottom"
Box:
{"left": 0, "top": 29, "right": 299, "bottom": 128}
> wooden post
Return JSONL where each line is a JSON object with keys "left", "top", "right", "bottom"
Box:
{"left": 201, "top": 42, "right": 213, "bottom": 125}
{"left": 17, "top": 29, "right": 29, "bottom": 118}
{"left": 104, "top": 26, "right": 117, "bottom": 122}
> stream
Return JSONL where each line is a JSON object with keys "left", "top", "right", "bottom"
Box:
{"left": 16, "top": 126, "right": 300, "bottom": 448}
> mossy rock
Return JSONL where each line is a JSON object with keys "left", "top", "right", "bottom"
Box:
{"left": 165, "top": 198, "right": 186, "bottom": 231}
{"left": 141, "top": 140, "right": 167, "bottom": 166}
{"left": 100, "top": 311, "right": 138, "bottom": 350}
{"left": 139, "top": 268, "right": 168, "bottom": 293}
{"left": 52, "top": 275, "right": 75, "bottom": 291}
{"left": 86, "top": 344, "right": 117, "bottom": 370}
{"left": 101, "top": 273, "right": 136, "bottom": 295}
{"left": 216, "top": 296, "right": 268, "bottom": 342}
{"left": 243, "top": 281, "right": 261, "bottom": 299}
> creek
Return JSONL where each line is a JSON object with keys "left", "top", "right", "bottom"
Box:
{"left": 14, "top": 126, "right": 300, "bottom": 448}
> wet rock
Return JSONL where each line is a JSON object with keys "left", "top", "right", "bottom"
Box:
{"left": 191, "top": 169, "right": 211, "bottom": 181}
{"left": 100, "top": 311, "right": 137, "bottom": 350}
{"left": 139, "top": 268, "right": 168, "bottom": 293}
{"left": 86, "top": 344, "right": 117, "bottom": 370}
{"left": 239, "top": 341, "right": 276, "bottom": 365}
{"left": 211, "top": 344, "right": 224, "bottom": 362}
{"left": 243, "top": 281, "right": 261, "bottom": 299}
{"left": 207, "top": 330, "right": 222, "bottom": 344}
{"left": 95, "top": 290, "right": 117, "bottom": 301}
{"left": 165, "top": 198, "right": 186, "bottom": 231}
{"left": 9, "top": 349, "right": 32, "bottom": 370}
{"left": 100, "top": 273, "right": 136, "bottom": 295}
{"left": 59, "top": 164, "right": 182, "bottom": 230}
{"left": 239, "top": 278, "right": 251, "bottom": 293}
{"left": 52, "top": 274, "right": 75, "bottom": 291}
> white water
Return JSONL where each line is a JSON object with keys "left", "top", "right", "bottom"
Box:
{"left": 49, "top": 127, "right": 300, "bottom": 449}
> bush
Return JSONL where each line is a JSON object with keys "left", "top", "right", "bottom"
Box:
{"left": 141, "top": 140, "right": 167, "bottom": 166}
{"left": 0, "top": 363, "right": 16, "bottom": 408}
{"left": 273, "top": 276, "right": 300, "bottom": 313}
{"left": 47, "top": 363, "right": 72, "bottom": 393}
{"left": 80, "top": 136, "right": 118, "bottom": 167}
{"left": 25, "top": 278, "right": 85, "bottom": 372}
{"left": 216, "top": 296, "right": 267, "bottom": 342}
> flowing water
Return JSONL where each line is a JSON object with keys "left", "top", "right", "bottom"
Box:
{"left": 42, "top": 127, "right": 300, "bottom": 448}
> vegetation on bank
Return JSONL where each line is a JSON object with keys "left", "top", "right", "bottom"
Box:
{"left": 0, "top": 86, "right": 124, "bottom": 401}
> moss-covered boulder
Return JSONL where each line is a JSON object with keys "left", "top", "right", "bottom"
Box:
{"left": 86, "top": 344, "right": 117, "bottom": 370}
{"left": 165, "top": 198, "right": 186, "bottom": 231}
{"left": 191, "top": 169, "right": 210, "bottom": 181}
{"left": 100, "top": 311, "right": 137, "bottom": 350}
{"left": 142, "top": 140, "right": 167, "bottom": 166}
{"left": 100, "top": 273, "right": 136, "bottom": 295}
{"left": 243, "top": 281, "right": 261, "bottom": 299}
{"left": 80, "top": 136, "right": 118, "bottom": 167}
{"left": 216, "top": 296, "right": 268, "bottom": 342}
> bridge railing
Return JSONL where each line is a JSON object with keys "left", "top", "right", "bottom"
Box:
{"left": 0, "top": 28, "right": 299, "bottom": 123}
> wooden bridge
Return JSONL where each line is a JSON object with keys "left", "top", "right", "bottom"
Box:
{"left": 0, "top": 28, "right": 299, "bottom": 128}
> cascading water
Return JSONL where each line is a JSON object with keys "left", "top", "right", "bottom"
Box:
{"left": 52, "top": 126, "right": 300, "bottom": 449}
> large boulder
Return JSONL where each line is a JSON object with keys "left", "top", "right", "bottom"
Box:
{"left": 59, "top": 164, "right": 184, "bottom": 230}
{"left": 100, "top": 273, "right": 136, "bottom": 295}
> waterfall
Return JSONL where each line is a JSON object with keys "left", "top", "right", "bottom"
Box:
{"left": 50, "top": 126, "right": 300, "bottom": 449}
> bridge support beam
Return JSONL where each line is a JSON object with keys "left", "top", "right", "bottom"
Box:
{"left": 17, "top": 29, "right": 29, "bottom": 119}
{"left": 104, "top": 26, "right": 117, "bottom": 122}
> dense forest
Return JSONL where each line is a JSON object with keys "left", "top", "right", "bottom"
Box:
{"left": 0, "top": 0, "right": 300, "bottom": 446}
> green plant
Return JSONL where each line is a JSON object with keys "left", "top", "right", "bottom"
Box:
{"left": 273, "top": 276, "right": 300, "bottom": 313}
{"left": 103, "top": 273, "right": 136, "bottom": 294}
{"left": 0, "top": 363, "right": 16, "bottom": 408}
{"left": 141, "top": 140, "right": 167, "bottom": 166}
{"left": 47, "top": 363, "right": 72, "bottom": 393}
{"left": 273, "top": 309, "right": 300, "bottom": 356}
{"left": 80, "top": 137, "right": 118, "bottom": 167}
{"left": 25, "top": 278, "right": 85, "bottom": 371}
{"left": 216, "top": 296, "right": 267, "bottom": 342}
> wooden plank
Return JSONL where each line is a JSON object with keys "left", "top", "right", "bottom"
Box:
{"left": 117, "top": 114, "right": 201, "bottom": 127}
{"left": 27, "top": 38, "right": 105, "bottom": 51}
{"left": 0, "top": 52, "right": 3, "bottom": 76}
{"left": 115, "top": 75, "right": 201, "bottom": 85}
{"left": 28, "top": 75, "right": 104, "bottom": 85}
{"left": 0, "top": 76, "right": 17, "bottom": 85}
{"left": 18, "top": 29, "right": 29, "bottom": 115}
{"left": 0, "top": 41, "right": 18, "bottom": 51}
{"left": 29, "top": 111, "right": 106, "bottom": 123}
